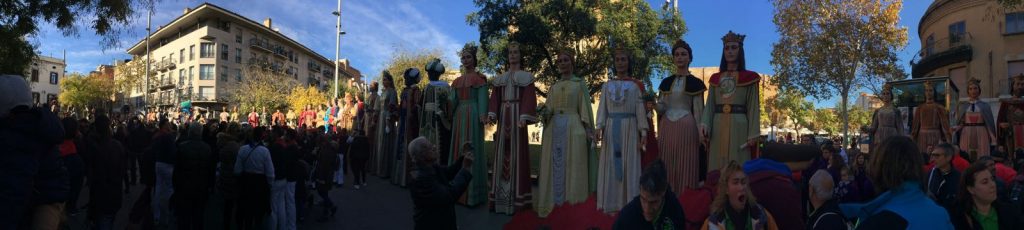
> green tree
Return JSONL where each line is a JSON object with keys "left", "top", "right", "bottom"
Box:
{"left": 287, "top": 85, "right": 328, "bottom": 112}
{"left": 230, "top": 64, "right": 296, "bottom": 113}
{"left": 382, "top": 47, "right": 447, "bottom": 94}
{"left": 846, "top": 106, "right": 873, "bottom": 134}
{"left": 113, "top": 57, "right": 153, "bottom": 99}
{"left": 467, "top": 0, "right": 685, "bottom": 96}
{"left": 770, "top": 0, "right": 908, "bottom": 144}
{"left": 1, "top": 0, "right": 155, "bottom": 74}
{"left": 817, "top": 108, "right": 840, "bottom": 135}
{"left": 59, "top": 73, "right": 114, "bottom": 113}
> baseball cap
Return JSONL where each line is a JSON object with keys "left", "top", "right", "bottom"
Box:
{"left": 0, "top": 75, "right": 32, "bottom": 118}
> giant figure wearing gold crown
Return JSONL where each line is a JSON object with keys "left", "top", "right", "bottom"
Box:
{"left": 911, "top": 80, "right": 950, "bottom": 153}
{"left": 998, "top": 74, "right": 1024, "bottom": 159}
{"left": 954, "top": 78, "right": 995, "bottom": 160}
{"left": 699, "top": 31, "right": 761, "bottom": 171}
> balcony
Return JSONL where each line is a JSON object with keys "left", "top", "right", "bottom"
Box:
{"left": 249, "top": 38, "right": 273, "bottom": 53}
{"left": 158, "top": 77, "right": 175, "bottom": 89}
{"left": 911, "top": 33, "right": 973, "bottom": 78}
{"left": 152, "top": 59, "right": 176, "bottom": 72}
{"left": 308, "top": 62, "right": 322, "bottom": 72}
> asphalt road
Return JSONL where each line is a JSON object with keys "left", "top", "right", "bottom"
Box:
{"left": 63, "top": 172, "right": 513, "bottom": 230}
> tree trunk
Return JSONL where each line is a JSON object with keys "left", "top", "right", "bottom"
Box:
{"left": 842, "top": 89, "right": 850, "bottom": 148}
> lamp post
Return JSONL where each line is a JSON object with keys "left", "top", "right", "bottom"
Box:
{"left": 333, "top": 0, "right": 342, "bottom": 100}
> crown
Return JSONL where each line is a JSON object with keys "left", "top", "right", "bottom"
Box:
{"left": 967, "top": 77, "right": 981, "bottom": 86}
{"left": 923, "top": 80, "right": 934, "bottom": 89}
{"left": 1015, "top": 73, "right": 1024, "bottom": 81}
{"left": 722, "top": 30, "right": 746, "bottom": 44}
{"left": 460, "top": 43, "right": 478, "bottom": 57}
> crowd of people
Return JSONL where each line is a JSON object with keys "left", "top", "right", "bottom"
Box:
{"left": 7, "top": 30, "right": 1024, "bottom": 230}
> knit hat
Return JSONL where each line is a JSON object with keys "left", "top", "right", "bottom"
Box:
{"left": 425, "top": 58, "right": 445, "bottom": 76}
{"left": 0, "top": 75, "right": 32, "bottom": 118}
{"left": 403, "top": 68, "right": 421, "bottom": 86}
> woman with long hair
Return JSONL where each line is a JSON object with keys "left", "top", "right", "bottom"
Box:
{"left": 701, "top": 161, "right": 778, "bottom": 230}
{"left": 949, "top": 162, "right": 1024, "bottom": 229}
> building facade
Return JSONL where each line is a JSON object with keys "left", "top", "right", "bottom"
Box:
{"left": 854, "top": 92, "right": 883, "bottom": 110}
{"left": 912, "top": 0, "right": 1024, "bottom": 100}
{"left": 23, "top": 55, "right": 66, "bottom": 107}
{"left": 124, "top": 3, "right": 342, "bottom": 110}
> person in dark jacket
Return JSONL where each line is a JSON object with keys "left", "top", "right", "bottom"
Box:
{"left": 61, "top": 118, "right": 85, "bottom": 216}
{"left": 126, "top": 117, "right": 152, "bottom": 187}
{"left": 0, "top": 75, "right": 65, "bottom": 229}
{"left": 949, "top": 162, "right": 1024, "bottom": 230}
{"left": 314, "top": 133, "right": 339, "bottom": 222}
{"left": 348, "top": 128, "right": 372, "bottom": 189}
{"left": 840, "top": 136, "right": 952, "bottom": 230}
{"left": 613, "top": 160, "right": 686, "bottom": 229}
{"left": 743, "top": 143, "right": 819, "bottom": 230}
{"left": 409, "top": 138, "right": 474, "bottom": 230}
{"left": 927, "top": 143, "right": 960, "bottom": 211}
{"left": 806, "top": 170, "right": 848, "bottom": 230}
{"left": 150, "top": 118, "right": 177, "bottom": 226}
{"left": 173, "top": 122, "right": 216, "bottom": 230}
{"left": 217, "top": 123, "right": 243, "bottom": 230}
{"left": 86, "top": 114, "right": 127, "bottom": 230}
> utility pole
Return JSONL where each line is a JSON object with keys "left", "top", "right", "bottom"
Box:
{"left": 333, "top": 0, "right": 341, "bottom": 100}
{"left": 145, "top": 8, "right": 152, "bottom": 109}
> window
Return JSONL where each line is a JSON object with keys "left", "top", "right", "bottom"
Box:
{"left": 189, "top": 45, "right": 195, "bottom": 60}
{"left": 200, "top": 65, "right": 214, "bottom": 80}
{"left": 32, "top": 92, "right": 39, "bottom": 105}
{"left": 179, "top": 69, "right": 186, "bottom": 84}
{"left": 198, "top": 86, "right": 214, "bottom": 101}
{"left": 949, "top": 21, "right": 966, "bottom": 45}
{"left": 49, "top": 72, "right": 58, "bottom": 84}
{"left": 1009, "top": 12, "right": 1024, "bottom": 34}
{"left": 235, "top": 48, "right": 242, "bottom": 63}
{"left": 189, "top": 66, "right": 195, "bottom": 81}
{"left": 179, "top": 49, "right": 185, "bottom": 63}
{"left": 925, "top": 34, "right": 935, "bottom": 56}
{"left": 220, "top": 66, "right": 228, "bottom": 82}
{"left": 168, "top": 70, "right": 175, "bottom": 83}
{"left": 170, "top": 53, "right": 175, "bottom": 65}
{"left": 46, "top": 94, "right": 56, "bottom": 104}
{"left": 220, "top": 44, "right": 229, "bottom": 60}
{"left": 236, "top": 28, "right": 243, "bottom": 43}
{"left": 30, "top": 69, "right": 38, "bottom": 82}
{"left": 236, "top": 68, "right": 242, "bottom": 82}
{"left": 201, "top": 43, "right": 215, "bottom": 58}
{"left": 1011, "top": 61, "right": 1024, "bottom": 81}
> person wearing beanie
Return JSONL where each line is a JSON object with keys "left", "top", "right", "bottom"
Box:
{"left": 393, "top": 68, "right": 423, "bottom": 187}
{"left": 420, "top": 58, "right": 454, "bottom": 164}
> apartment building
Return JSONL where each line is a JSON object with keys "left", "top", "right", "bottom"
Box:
{"left": 124, "top": 3, "right": 341, "bottom": 110}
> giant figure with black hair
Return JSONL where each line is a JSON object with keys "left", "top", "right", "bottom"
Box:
{"left": 699, "top": 31, "right": 762, "bottom": 171}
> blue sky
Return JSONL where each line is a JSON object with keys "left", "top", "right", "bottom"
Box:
{"left": 32, "top": 0, "right": 931, "bottom": 107}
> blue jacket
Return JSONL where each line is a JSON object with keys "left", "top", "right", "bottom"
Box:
{"left": 841, "top": 181, "right": 953, "bottom": 230}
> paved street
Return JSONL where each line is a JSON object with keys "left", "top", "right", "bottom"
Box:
{"left": 63, "top": 173, "right": 512, "bottom": 229}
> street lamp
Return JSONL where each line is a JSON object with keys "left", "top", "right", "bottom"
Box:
{"left": 333, "top": 0, "right": 342, "bottom": 100}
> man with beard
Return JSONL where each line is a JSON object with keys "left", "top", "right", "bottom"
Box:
{"left": 999, "top": 73, "right": 1024, "bottom": 164}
